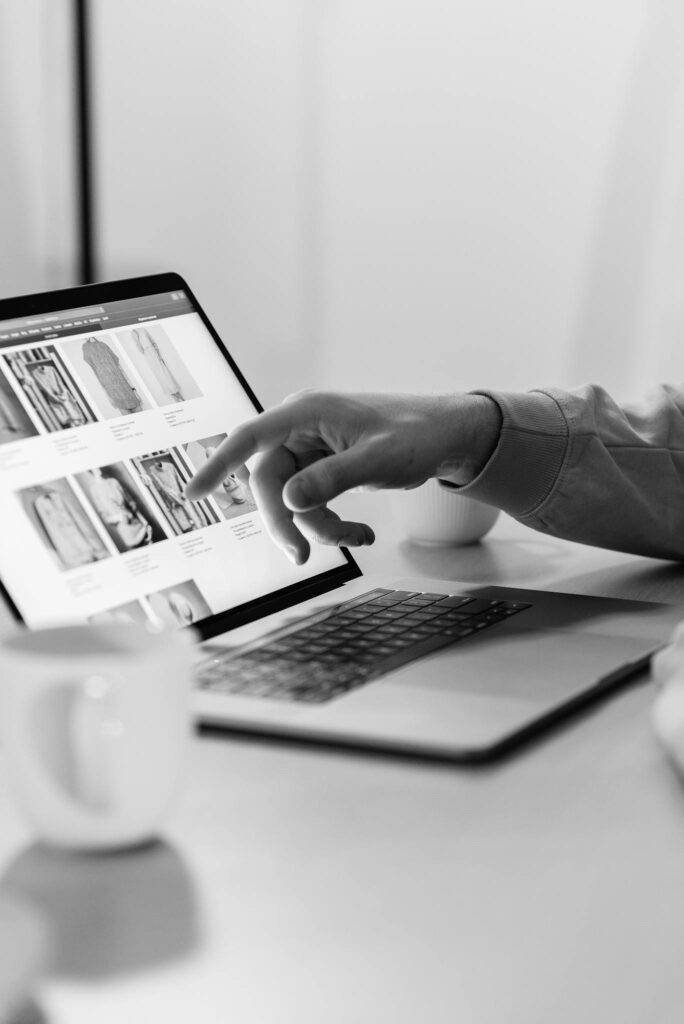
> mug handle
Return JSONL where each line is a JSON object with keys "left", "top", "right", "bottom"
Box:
{"left": 30, "top": 673, "right": 119, "bottom": 812}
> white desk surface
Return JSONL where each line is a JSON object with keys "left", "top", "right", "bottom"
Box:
{"left": 4, "top": 494, "right": 684, "bottom": 1024}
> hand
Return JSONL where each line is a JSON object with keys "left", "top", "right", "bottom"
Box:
{"left": 185, "top": 390, "right": 501, "bottom": 564}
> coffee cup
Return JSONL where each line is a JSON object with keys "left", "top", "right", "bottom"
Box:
{"left": 0, "top": 622, "right": 195, "bottom": 851}
{"left": 389, "top": 479, "right": 500, "bottom": 546}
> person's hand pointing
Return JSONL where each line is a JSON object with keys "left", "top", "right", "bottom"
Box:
{"left": 185, "top": 390, "right": 501, "bottom": 564}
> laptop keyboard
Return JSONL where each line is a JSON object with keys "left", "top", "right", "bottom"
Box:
{"left": 198, "top": 587, "right": 532, "bottom": 705}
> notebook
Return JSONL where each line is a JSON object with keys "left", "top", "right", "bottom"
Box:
{"left": 0, "top": 272, "right": 680, "bottom": 761}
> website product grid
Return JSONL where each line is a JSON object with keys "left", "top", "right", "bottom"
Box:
{"left": 0, "top": 293, "right": 344, "bottom": 629}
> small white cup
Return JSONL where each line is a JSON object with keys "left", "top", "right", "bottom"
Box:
{"left": 389, "top": 479, "right": 500, "bottom": 546}
{"left": 0, "top": 623, "right": 195, "bottom": 851}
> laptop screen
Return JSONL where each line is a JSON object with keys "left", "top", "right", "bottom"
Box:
{"left": 0, "top": 279, "right": 353, "bottom": 634}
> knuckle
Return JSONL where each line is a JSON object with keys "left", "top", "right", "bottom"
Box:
{"left": 295, "top": 509, "right": 338, "bottom": 545}
{"left": 310, "top": 530, "right": 336, "bottom": 545}
{"left": 272, "top": 507, "right": 295, "bottom": 530}
{"left": 283, "top": 387, "right": 316, "bottom": 406}
{"left": 248, "top": 455, "right": 267, "bottom": 490}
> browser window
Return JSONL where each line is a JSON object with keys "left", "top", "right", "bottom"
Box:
{"left": 0, "top": 290, "right": 346, "bottom": 629}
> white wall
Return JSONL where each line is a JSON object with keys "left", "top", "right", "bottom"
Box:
{"left": 0, "top": 0, "right": 76, "bottom": 297}
{"left": 94, "top": 0, "right": 311, "bottom": 406}
{"left": 92, "top": 1, "right": 684, "bottom": 404}
{"left": 314, "top": 0, "right": 683, "bottom": 397}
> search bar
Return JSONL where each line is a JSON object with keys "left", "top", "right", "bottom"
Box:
{"left": 0, "top": 306, "right": 106, "bottom": 330}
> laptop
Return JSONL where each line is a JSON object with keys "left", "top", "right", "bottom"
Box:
{"left": 0, "top": 272, "right": 680, "bottom": 762}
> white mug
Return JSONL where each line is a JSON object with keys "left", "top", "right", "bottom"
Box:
{"left": 0, "top": 623, "right": 195, "bottom": 851}
{"left": 389, "top": 479, "right": 500, "bottom": 546}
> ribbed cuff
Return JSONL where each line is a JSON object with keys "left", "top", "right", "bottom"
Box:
{"left": 439, "top": 389, "right": 569, "bottom": 517}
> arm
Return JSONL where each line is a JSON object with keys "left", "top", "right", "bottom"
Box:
{"left": 186, "top": 384, "right": 684, "bottom": 565}
{"left": 458, "top": 384, "right": 684, "bottom": 561}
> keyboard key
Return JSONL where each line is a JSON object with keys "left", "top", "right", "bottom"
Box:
{"left": 440, "top": 626, "right": 476, "bottom": 638}
{"left": 399, "top": 613, "right": 435, "bottom": 626}
{"left": 404, "top": 607, "right": 447, "bottom": 620}
{"left": 341, "top": 588, "right": 394, "bottom": 606}
{"left": 374, "top": 590, "right": 419, "bottom": 602}
{"left": 373, "top": 627, "right": 404, "bottom": 639}
{"left": 434, "top": 595, "right": 477, "bottom": 608}
{"left": 411, "top": 622, "right": 450, "bottom": 636}
{"left": 435, "top": 609, "right": 473, "bottom": 622}
{"left": 362, "top": 614, "right": 401, "bottom": 628}
{"left": 455, "top": 599, "right": 502, "bottom": 616}
{"left": 365, "top": 593, "right": 415, "bottom": 607}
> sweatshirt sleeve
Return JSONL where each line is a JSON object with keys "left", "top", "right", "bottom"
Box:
{"left": 448, "top": 384, "right": 684, "bottom": 561}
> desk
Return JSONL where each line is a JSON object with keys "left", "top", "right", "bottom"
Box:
{"left": 3, "top": 495, "right": 684, "bottom": 1024}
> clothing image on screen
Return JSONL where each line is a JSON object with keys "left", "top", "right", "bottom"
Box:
{"left": 89, "top": 600, "right": 149, "bottom": 627}
{"left": 3, "top": 346, "right": 96, "bottom": 432}
{"left": 131, "top": 448, "right": 218, "bottom": 535}
{"left": 18, "top": 478, "right": 110, "bottom": 571}
{"left": 0, "top": 368, "right": 39, "bottom": 444}
{"left": 116, "top": 324, "right": 202, "bottom": 407}
{"left": 145, "top": 580, "right": 211, "bottom": 629}
{"left": 59, "top": 334, "right": 152, "bottom": 420}
{"left": 183, "top": 436, "right": 257, "bottom": 520}
{"left": 75, "top": 463, "right": 168, "bottom": 553}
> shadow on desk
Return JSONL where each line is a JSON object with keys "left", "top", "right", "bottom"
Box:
{"left": 396, "top": 533, "right": 577, "bottom": 586}
{"left": 0, "top": 839, "right": 200, "bottom": 980}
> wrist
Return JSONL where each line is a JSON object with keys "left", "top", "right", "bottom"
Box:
{"left": 435, "top": 393, "right": 502, "bottom": 486}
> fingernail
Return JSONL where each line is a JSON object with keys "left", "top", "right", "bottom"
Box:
{"left": 284, "top": 545, "right": 302, "bottom": 565}
{"left": 338, "top": 533, "right": 361, "bottom": 547}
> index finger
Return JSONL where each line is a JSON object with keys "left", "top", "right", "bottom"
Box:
{"left": 185, "top": 406, "right": 302, "bottom": 499}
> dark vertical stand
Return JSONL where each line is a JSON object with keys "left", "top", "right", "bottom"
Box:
{"left": 74, "top": 0, "right": 96, "bottom": 284}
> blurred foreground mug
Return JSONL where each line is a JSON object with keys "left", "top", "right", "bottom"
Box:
{"left": 389, "top": 479, "right": 500, "bottom": 546}
{"left": 0, "top": 623, "right": 195, "bottom": 851}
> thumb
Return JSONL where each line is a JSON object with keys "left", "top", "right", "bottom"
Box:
{"left": 283, "top": 444, "right": 380, "bottom": 511}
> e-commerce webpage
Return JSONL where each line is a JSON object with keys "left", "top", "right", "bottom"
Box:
{"left": 0, "top": 289, "right": 346, "bottom": 629}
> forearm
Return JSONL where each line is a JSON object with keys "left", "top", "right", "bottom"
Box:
{"left": 451, "top": 384, "right": 684, "bottom": 561}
